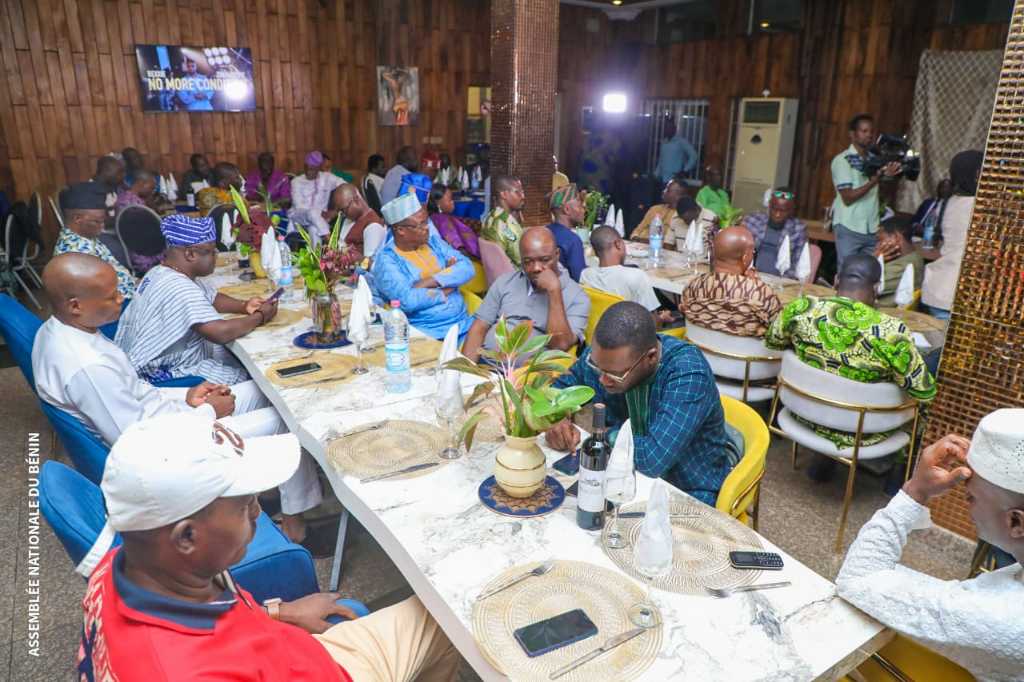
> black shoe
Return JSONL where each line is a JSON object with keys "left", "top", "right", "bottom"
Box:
{"left": 806, "top": 455, "right": 837, "bottom": 483}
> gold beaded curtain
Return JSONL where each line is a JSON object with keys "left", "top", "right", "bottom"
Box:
{"left": 925, "top": 0, "right": 1024, "bottom": 537}
{"left": 489, "top": 0, "right": 560, "bottom": 227}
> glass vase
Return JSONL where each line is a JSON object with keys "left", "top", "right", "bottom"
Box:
{"left": 311, "top": 290, "right": 343, "bottom": 344}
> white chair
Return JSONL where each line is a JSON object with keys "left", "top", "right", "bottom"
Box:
{"left": 768, "top": 351, "right": 920, "bottom": 551}
{"left": 685, "top": 323, "right": 781, "bottom": 402}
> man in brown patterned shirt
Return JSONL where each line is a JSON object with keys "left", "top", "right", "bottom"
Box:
{"left": 680, "top": 226, "right": 782, "bottom": 337}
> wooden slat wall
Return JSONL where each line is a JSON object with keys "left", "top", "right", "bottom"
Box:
{"left": 557, "top": 0, "right": 1008, "bottom": 219}
{"left": 0, "top": 0, "right": 490, "bottom": 235}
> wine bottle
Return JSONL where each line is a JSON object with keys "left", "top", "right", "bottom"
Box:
{"left": 577, "top": 403, "right": 610, "bottom": 531}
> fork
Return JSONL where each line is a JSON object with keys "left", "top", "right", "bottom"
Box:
{"left": 706, "top": 581, "right": 791, "bottom": 598}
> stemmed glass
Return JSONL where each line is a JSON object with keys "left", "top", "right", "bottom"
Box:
{"left": 628, "top": 514, "right": 673, "bottom": 629}
{"left": 435, "top": 390, "right": 464, "bottom": 460}
{"left": 352, "top": 341, "right": 369, "bottom": 374}
{"left": 604, "top": 462, "right": 637, "bottom": 550}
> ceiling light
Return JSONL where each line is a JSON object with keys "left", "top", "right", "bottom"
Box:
{"left": 760, "top": 21, "right": 770, "bottom": 28}
{"left": 612, "top": 0, "right": 623, "bottom": 5}
{"left": 602, "top": 92, "right": 627, "bottom": 114}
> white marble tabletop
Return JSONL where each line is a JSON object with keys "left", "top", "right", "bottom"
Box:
{"left": 205, "top": 261, "right": 889, "bottom": 681}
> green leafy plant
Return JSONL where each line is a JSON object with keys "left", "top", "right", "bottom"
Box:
{"left": 293, "top": 215, "right": 361, "bottom": 297}
{"left": 582, "top": 189, "right": 608, "bottom": 230}
{"left": 442, "top": 318, "right": 594, "bottom": 451}
{"left": 719, "top": 205, "right": 744, "bottom": 228}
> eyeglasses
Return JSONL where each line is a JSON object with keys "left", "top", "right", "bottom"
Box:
{"left": 586, "top": 350, "right": 651, "bottom": 384}
{"left": 772, "top": 191, "right": 795, "bottom": 201}
{"left": 396, "top": 219, "right": 429, "bottom": 232}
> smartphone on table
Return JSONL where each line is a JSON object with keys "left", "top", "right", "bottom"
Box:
{"left": 513, "top": 609, "right": 598, "bottom": 658}
{"left": 552, "top": 451, "right": 579, "bottom": 476}
{"left": 275, "top": 362, "right": 321, "bottom": 379}
{"left": 267, "top": 287, "right": 285, "bottom": 303}
{"left": 729, "top": 551, "right": 784, "bottom": 570}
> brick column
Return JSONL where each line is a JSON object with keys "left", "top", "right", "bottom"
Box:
{"left": 489, "top": 0, "right": 559, "bottom": 227}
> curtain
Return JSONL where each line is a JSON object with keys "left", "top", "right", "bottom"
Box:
{"left": 897, "top": 49, "right": 1003, "bottom": 213}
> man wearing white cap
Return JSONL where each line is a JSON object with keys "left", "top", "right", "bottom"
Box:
{"left": 79, "top": 413, "right": 458, "bottom": 681}
{"left": 836, "top": 411, "right": 1024, "bottom": 681}
{"left": 371, "top": 193, "right": 475, "bottom": 339}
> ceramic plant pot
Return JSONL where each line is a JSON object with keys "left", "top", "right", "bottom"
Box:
{"left": 494, "top": 434, "right": 546, "bottom": 498}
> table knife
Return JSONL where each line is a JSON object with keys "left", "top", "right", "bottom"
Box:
{"left": 549, "top": 628, "right": 647, "bottom": 679}
{"left": 618, "top": 511, "right": 702, "bottom": 519}
{"left": 360, "top": 462, "right": 438, "bottom": 483}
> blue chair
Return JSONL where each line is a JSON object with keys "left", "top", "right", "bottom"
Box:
{"left": 0, "top": 293, "right": 42, "bottom": 388}
{"left": 99, "top": 298, "right": 132, "bottom": 341}
{"left": 38, "top": 401, "right": 110, "bottom": 485}
{"left": 39, "top": 461, "right": 362, "bottom": 608}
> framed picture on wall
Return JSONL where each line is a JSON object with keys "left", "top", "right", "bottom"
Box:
{"left": 377, "top": 66, "right": 419, "bottom": 126}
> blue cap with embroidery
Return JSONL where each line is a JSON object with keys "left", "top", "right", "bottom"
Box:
{"left": 160, "top": 214, "right": 216, "bottom": 247}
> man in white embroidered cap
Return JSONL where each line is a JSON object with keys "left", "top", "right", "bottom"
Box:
{"left": 79, "top": 413, "right": 458, "bottom": 681}
{"left": 836, "top": 410, "right": 1024, "bottom": 680}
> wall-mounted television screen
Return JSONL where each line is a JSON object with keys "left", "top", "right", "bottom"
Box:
{"left": 135, "top": 44, "right": 256, "bottom": 112}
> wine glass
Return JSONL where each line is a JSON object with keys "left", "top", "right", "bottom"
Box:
{"left": 435, "top": 390, "right": 464, "bottom": 460}
{"left": 628, "top": 517, "right": 673, "bottom": 629}
{"left": 604, "top": 464, "right": 637, "bottom": 550}
{"left": 352, "top": 340, "right": 369, "bottom": 374}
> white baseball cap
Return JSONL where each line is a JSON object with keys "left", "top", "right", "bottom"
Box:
{"left": 967, "top": 409, "right": 1024, "bottom": 495}
{"left": 101, "top": 413, "right": 301, "bottom": 532}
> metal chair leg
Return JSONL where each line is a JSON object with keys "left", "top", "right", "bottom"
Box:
{"left": 835, "top": 459, "right": 858, "bottom": 553}
{"left": 791, "top": 441, "right": 798, "bottom": 469}
{"left": 328, "top": 508, "right": 350, "bottom": 592}
{"left": 751, "top": 488, "right": 761, "bottom": 532}
{"left": 13, "top": 271, "right": 41, "bottom": 308}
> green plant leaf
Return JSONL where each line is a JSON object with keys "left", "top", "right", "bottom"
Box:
{"left": 456, "top": 412, "right": 487, "bottom": 453}
{"left": 517, "top": 334, "right": 548, "bottom": 357}
{"left": 229, "top": 186, "right": 251, "bottom": 225}
{"left": 506, "top": 320, "right": 534, "bottom": 354}
{"left": 464, "top": 381, "right": 496, "bottom": 408}
{"left": 494, "top": 317, "right": 509, "bottom": 352}
{"left": 329, "top": 214, "right": 342, "bottom": 251}
{"left": 441, "top": 357, "right": 493, "bottom": 379}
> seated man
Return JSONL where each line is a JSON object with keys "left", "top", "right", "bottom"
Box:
{"left": 55, "top": 182, "right": 136, "bottom": 299}
{"left": 581, "top": 226, "right": 661, "bottom": 313}
{"left": 874, "top": 215, "right": 924, "bottom": 306}
{"left": 116, "top": 215, "right": 279, "bottom": 385}
{"left": 371, "top": 193, "right": 474, "bottom": 340}
{"left": 480, "top": 175, "right": 525, "bottom": 266}
{"left": 545, "top": 302, "right": 736, "bottom": 505}
{"left": 545, "top": 183, "right": 587, "bottom": 282}
{"left": 196, "top": 162, "right": 244, "bottom": 216}
{"left": 34, "top": 253, "right": 320, "bottom": 541}
{"left": 462, "top": 226, "right": 590, "bottom": 360}
{"left": 631, "top": 177, "right": 686, "bottom": 247}
{"left": 288, "top": 150, "right": 344, "bottom": 243}
{"left": 765, "top": 254, "right": 935, "bottom": 453}
{"left": 681, "top": 226, "right": 781, "bottom": 338}
{"left": 80, "top": 412, "right": 458, "bottom": 681}
{"left": 742, "top": 187, "right": 806, "bottom": 279}
{"left": 696, "top": 166, "right": 735, "bottom": 221}
{"left": 327, "top": 184, "right": 387, "bottom": 260}
{"left": 181, "top": 152, "right": 212, "bottom": 195}
{"left": 93, "top": 155, "right": 124, "bottom": 219}
{"left": 836, "top": 418, "right": 1024, "bottom": 680}
{"left": 245, "top": 151, "right": 291, "bottom": 206}
{"left": 116, "top": 168, "right": 173, "bottom": 215}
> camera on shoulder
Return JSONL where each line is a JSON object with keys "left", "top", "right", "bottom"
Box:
{"left": 862, "top": 134, "right": 921, "bottom": 181}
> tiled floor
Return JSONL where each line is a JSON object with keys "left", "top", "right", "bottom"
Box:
{"left": 0, "top": 363, "right": 975, "bottom": 680}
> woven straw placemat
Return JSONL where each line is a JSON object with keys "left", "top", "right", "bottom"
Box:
{"left": 362, "top": 337, "right": 443, "bottom": 369}
{"left": 601, "top": 494, "right": 764, "bottom": 595}
{"left": 647, "top": 266, "right": 690, "bottom": 281}
{"left": 218, "top": 281, "right": 275, "bottom": 299}
{"left": 471, "top": 560, "right": 662, "bottom": 681}
{"left": 326, "top": 420, "right": 449, "bottom": 479}
{"left": 265, "top": 352, "right": 359, "bottom": 388}
{"left": 225, "top": 307, "right": 307, "bottom": 329}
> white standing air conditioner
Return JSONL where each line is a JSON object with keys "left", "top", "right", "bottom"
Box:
{"left": 731, "top": 98, "right": 799, "bottom": 215}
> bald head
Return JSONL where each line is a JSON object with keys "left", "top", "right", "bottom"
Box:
{"left": 331, "top": 183, "right": 366, "bottom": 220}
{"left": 43, "top": 253, "right": 123, "bottom": 329}
{"left": 522, "top": 225, "right": 555, "bottom": 253}
{"left": 712, "top": 226, "right": 754, "bottom": 274}
{"left": 520, "top": 226, "right": 560, "bottom": 284}
{"left": 836, "top": 254, "right": 881, "bottom": 305}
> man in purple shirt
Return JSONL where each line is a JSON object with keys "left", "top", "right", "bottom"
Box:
{"left": 544, "top": 183, "right": 586, "bottom": 282}
{"left": 742, "top": 187, "right": 807, "bottom": 279}
{"left": 245, "top": 152, "right": 291, "bottom": 207}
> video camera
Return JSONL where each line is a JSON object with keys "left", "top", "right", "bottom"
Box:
{"left": 862, "top": 134, "right": 921, "bottom": 181}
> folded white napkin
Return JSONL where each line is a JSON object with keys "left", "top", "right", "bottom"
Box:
{"left": 613, "top": 209, "right": 624, "bottom": 237}
{"left": 162, "top": 175, "right": 176, "bottom": 202}
{"left": 606, "top": 419, "right": 634, "bottom": 484}
{"left": 795, "top": 242, "right": 811, "bottom": 283}
{"left": 894, "top": 263, "right": 915, "bottom": 306}
{"left": 437, "top": 322, "right": 462, "bottom": 399}
{"left": 220, "top": 213, "right": 235, "bottom": 249}
{"left": 636, "top": 480, "right": 674, "bottom": 567}
{"left": 776, "top": 234, "right": 791, "bottom": 277}
{"left": 460, "top": 169, "right": 470, "bottom": 189}
{"left": 683, "top": 220, "right": 697, "bottom": 252}
{"left": 349, "top": 275, "right": 373, "bottom": 348}
{"left": 168, "top": 173, "right": 178, "bottom": 198}
{"left": 604, "top": 203, "right": 616, "bottom": 227}
{"left": 260, "top": 226, "right": 282, "bottom": 282}
{"left": 877, "top": 255, "right": 887, "bottom": 295}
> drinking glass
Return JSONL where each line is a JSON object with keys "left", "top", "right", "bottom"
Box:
{"left": 604, "top": 464, "right": 637, "bottom": 550}
{"left": 628, "top": 520, "right": 673, "bottom": 628}
{"left": 352, "top": 341, "right": 369, "bottom": 374}
{"left": 435, "top": 391, "right": 464, "bottom": 460}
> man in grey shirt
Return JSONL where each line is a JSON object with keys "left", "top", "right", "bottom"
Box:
{"left": 462, "top": 226, "right": 590, "bottom": 361}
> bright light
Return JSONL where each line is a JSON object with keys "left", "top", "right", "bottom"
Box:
{"left": 602, "top": 92, "right": 627, "bottom": 114}
{"left": 224, "top": 79, "right": 249, "bottom": 101}
{"left": 612, "top": 0, "right": 623, "bottom": 5}
{"left": 760, "top": 21, "right": 770, "bottom": 28}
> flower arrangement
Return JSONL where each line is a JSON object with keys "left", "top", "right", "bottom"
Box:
{"left": 582, "top": 189, "right": 609, "bottom": 230}
{"left": 228, "top": 186, "right": 273, "bottom": 257}
{"left": 719, "top": 205, "right": 744, "bottom": 228}
{"left": 443, "top": 318, "right": 594, "bottom": 451}
{"left": 293, "top": 215, "right": 362, "bottom": 297}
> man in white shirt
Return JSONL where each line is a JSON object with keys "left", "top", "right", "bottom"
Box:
{"left": 379, "top": 145, "right": 418, "bottom": 205}
{"left": 836, "top": 411, "right": 1024, "bottom": 681}
{"left": 287, "top": 150, "right": 343, "bottom": 243}
{"left": 581, "top": 226, "right": 661, "bottom": 312}
{"left": 34, "top": 253, "right": 322, "bottom": 542}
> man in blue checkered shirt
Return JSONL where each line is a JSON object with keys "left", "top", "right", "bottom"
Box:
{"left": 548, "top": 301, "right": 737, "bottom": 505}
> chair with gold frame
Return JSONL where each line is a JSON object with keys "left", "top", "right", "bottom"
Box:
{"left": 840, "top": 634, "right": 974, "bottom": 682}
{"left": 685, "top": 324, "right": 782, "bottom": 403}
{"left": 768, "top": 352, "right": 921, "bottom": 552}
{"left": 717, "top": 396, "right": 769, "bottom": 530}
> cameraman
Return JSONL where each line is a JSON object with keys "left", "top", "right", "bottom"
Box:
{"left": 830, "top": 114, "right": 901, "bottom": 267}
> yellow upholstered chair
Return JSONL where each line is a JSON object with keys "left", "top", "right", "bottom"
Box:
{"left": 460, "top": 287, "right": 483, "bottom": 315}
{"left": 717, "top": 396, "right": 769, "bottom": 530}
{"left": 840, "top": 635, "right": 973, "bottom": 682}
{"left": 661, "top": 326, "right": 687, "bottom": 341}
{"left": 464, "top": 259, "right": 488, "bottom": 295}
{"left": 582, "top": 286, "right": 624, "bottom": 345}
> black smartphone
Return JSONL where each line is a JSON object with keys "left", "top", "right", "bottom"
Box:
{"left": 729, "top": 551, "right": 784, "bottom": 571}
{"left": 275, "top": 362, "right": 321, "bottom": 379}
{"left": 552, "top": 451, "right": 579, "bottom": 476}
{"left": 513, "top": 609, "right": 598, "bottom": 658}
{"left": 267, "top": 287, "right": 285, "bottom": 303}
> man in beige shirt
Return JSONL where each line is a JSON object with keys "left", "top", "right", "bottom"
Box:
{"left": 631, "top": 179, "right": 690, "bottom": 247}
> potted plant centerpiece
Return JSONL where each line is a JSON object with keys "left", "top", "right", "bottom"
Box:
{"left": 228, "top": 186, "right": 278, "bottom": 278}
{"left": 443, "top": 319, "right": 594, "bottom": 497}
{"left": 293, "top": 216, "right": 361, "bottom": 344}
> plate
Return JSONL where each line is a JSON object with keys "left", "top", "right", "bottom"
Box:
{"left": 293, "top": 331, "right": 352, "bottom": 350}
{"left": 478, "top": 475, "right": 565, "bottom": 518}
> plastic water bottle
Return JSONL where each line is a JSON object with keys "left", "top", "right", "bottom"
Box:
{"left": 276, "top": 236, "right": 293, "bottom": 286}
{"left": 922, "top": 213, "right": 936, "bottom": 248}
{"left": 648, "top": 216, "right": 663, "bottom": 268}
{"left": 384, "top": 300, "right": 411, "bottom": 393}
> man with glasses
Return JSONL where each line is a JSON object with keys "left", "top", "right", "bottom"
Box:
{"left": 742, "top": 186, "right": 807, "bottom": 279}
{"left": 371, "top": 193, "right": 475, "bottom": 340}
{"left": 55, "top": 182, "right": 137, "bottom": 299}
{"left": 461, "top": 226, "right": 590, "bottom": 361}
{"left": 326, "top": 184, "right": 387, "bottom": 261}
{"left": 545, "top": 301, "right": 735, "bottom": 506}
{"left": 115, "top": 215, "right": 279, "bottom": 386}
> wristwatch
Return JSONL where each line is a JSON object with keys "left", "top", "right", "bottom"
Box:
{"left": 263, "top": 597, "right": 283, "bottom": 620}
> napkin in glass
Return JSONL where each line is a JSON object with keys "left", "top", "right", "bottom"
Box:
{"left": 876, "top": 254, "right": 886, "bottom": 295}
{"left": 606, "top": 419, "right": 634, "bottom": 497}
{"left": 349, "top": 275, "right": 373, "bottom": 349}
{"left": 220, "top": 212, "right": 235, "bottom": 249}
{"left": 260, "top": 225, "right": 282, "bottom": 282}
{"left": 436, "top": 322, "right": 462, "bottom": 400}
{"left": 795, "top": 242, "right": 811, "bottom": 283}
{"left": 604, "top": 203, "right": 616, "bottom": 227}
{"left": 894, "top": 263, "right": 915, "bottom": 307}
{"left": 636, "top": 479, "right": 674, "bottom": 567}
{"left": 776, "top": 234, "right": 791, "bottom": 277}
{"left": 615, "top": 208, "right": 625, "bottom": 237}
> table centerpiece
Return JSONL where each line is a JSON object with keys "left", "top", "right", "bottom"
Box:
{"left": 293, "top": 216, "right": 361, "bottom": 344}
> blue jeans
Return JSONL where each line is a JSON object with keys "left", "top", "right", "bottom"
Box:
{"left": 834, "top": 223, "right": 878, "bottom": 269}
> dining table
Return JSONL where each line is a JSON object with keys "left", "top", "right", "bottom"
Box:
{"left": 203, "top": 254, "right": 891, "bottom": 681}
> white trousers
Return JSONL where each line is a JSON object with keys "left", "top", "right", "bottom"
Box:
{"left": 162, "top": 381, "right": 323, "bottom": 515}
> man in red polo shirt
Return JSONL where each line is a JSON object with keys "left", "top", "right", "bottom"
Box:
{"left": 79, "top": 413, "right": 458, "bottom": 681}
